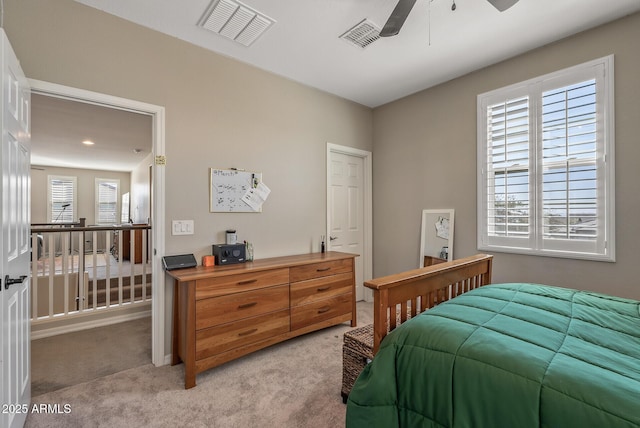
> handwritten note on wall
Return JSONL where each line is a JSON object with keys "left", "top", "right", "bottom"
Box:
{"left": 209, "top": 168, "right": 263, "bottom": 212}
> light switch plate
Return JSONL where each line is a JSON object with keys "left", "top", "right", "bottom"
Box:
{"left": 172, "top": 220, "right": 194, "bottom": 235}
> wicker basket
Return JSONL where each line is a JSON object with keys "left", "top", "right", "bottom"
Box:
{"left": 341, "top": 306, "right": 417, "bottom": 402}
{"left": 341, "top": 323, "right": 374, "bottom": 403}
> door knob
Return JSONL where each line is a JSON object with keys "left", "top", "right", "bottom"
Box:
{"left": 329, "top": 236, "right": 338, "bottom": 241}
{"left": 4, "top": 275, "right": 27, "bottom": 290}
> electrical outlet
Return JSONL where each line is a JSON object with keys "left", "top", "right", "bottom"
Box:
{"left": 172, "top": 220, "right": 194, "bottom": 235}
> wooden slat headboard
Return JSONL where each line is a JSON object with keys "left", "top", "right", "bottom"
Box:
{"left": 364, "top": 254, "right": 493, "bottom": 354}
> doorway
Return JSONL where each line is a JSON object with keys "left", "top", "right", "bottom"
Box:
{"left": 326, "top": 143, "right": 372, "bottom": 302}
{"left": 28, "top": 80, "right": 166, "bottom": 372}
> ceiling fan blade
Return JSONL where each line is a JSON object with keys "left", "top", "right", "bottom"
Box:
{"left": 486, "top": 0, "right": 519, "bottom": 12}
{"left": 380, "top": 0, "right": 418, "bottom": 37}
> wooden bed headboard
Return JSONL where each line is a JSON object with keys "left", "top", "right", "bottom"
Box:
{"left": 364, "top": 254, "right": 493, "bottom": 354}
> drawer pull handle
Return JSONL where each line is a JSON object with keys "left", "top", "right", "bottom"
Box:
{"left": 238, "top": 302, "right": 257, "bottom": 309}
{"left": 317, "top": 306, "right": 331, "bottom": 314}
{"left": 237, "top": 279, "right": 258, "bottom": 285}
{"left": 238, "top": 328, "right": 258, "bottom": 337}
{"left": 316, "top": 267, "right": 331, "bottom": 272}
{"left": 317, "top": 286, "right": 331, "bottom": 292}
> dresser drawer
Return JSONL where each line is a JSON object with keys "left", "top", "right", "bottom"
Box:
{"left": 196, "top": 284, "right": 289, "bottom": 330}
{"left": 195, "top": 268, "right": 289, "bottom": 300}
{"left": 289, "top": 258, "right": 353, "bottom": 283}
{"left": 195, "top": 309, "right": 290, "bottom": 360}
{"left": 290, "top": 272, "right": 352, "bottom": 306}
{"left": 290, "top": 292, "right": 352, "bottom": 331}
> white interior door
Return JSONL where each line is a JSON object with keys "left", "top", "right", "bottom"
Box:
{"left": 0, "top": 29, "right": 31, "bottom": 428}
{"left": 328, "top": 148, "right": 368, "bottom": 301}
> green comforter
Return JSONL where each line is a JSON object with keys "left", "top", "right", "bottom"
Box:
{"left": 346, "top": 283, "right": 640, "bottom": 427}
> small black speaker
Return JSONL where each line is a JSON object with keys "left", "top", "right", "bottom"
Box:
{"left": 162, "top": 254, "right": 197, "bottom": 271}
{"left": 212, "top": 243, "right": 246, "bottom": 265}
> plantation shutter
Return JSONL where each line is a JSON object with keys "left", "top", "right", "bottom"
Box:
{"left": 478, "top": 56, "right": 613, "bottom": 261}
{"left": 486, "top": 95, "right": 530, "bottom": 240}
{"left": 49, "top": 176, "right": 76, "bottom": 223}
{"left": 96, "top": 179, "right": 119, "bottom": 224}
{"left": 541, "top": 79, "right": 598, "bottom": 242}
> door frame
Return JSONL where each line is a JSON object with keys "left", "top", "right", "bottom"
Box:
{"left": 28, "top": 79, "right": 167, "bottom": 367}
{"left": 326, "top": 143, "right": 373, "bottom": 302}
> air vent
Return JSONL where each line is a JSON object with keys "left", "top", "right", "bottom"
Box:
{"left": 340, "top": 19, "right": 381, "bottom": 49}
{"left": 199, "top": 0, "right": 275, "bottom": 47}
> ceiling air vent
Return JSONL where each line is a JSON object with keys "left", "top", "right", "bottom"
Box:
{"left": 199, "top": 0, "right": 275, "bottom": 47}
{"left": 340, "top": 19, "right": 381, "bottom": 49}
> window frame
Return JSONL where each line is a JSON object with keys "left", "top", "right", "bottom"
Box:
{"left": 95, "top": 178, "right": 120, "bottom": 225}
{"left": 477, "top": 55, "right": 615, "bottom": 262}
{"left": 47, "top": 175, "right": 77, "bottom": 223}
{"left": 121, "top": 192, "right": 130, "bottom": 224}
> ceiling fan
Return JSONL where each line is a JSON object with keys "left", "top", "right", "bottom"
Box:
{"left": 380, "top": 0, "right": 520, "bottom": 37}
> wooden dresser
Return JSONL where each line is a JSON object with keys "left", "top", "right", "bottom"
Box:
{"left": 167, "top": 251, "right": 358, "bottom": 388}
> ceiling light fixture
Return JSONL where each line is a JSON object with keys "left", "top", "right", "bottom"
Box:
{"left": 82, "top": 140, "right": 95, "bottom": 146}
{"left": 133, "top": 148, "right": 142, "bottom": 154}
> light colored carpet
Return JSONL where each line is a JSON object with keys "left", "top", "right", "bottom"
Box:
{"left": 31, "top": 316, "right": 152, "bottom": 397}
{"left": 25, "top": 301, "right": 373, "bottom": 428}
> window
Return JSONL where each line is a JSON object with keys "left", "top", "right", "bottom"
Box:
{"left": 48, "top": 175, "right": 77, "bottom": 223}
{"left": 477, "top": 56, "right": 615, "bottom": 261}
{"left": 121, "top": 192, "right": 130, "bottom": 223}
{"left": 95, "top": 178, "right": 120, "bottom": 225}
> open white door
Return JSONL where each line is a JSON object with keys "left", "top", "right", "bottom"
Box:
{"left": 0, "top": 29, "right": 31, "bottom": 428}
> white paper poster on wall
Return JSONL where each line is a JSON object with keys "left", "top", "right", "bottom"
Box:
{"left": 241, "top": 181, "right": 271, "bottom": 212}
{"left": 210, "top": 168, "right": 266, "bottom": 212}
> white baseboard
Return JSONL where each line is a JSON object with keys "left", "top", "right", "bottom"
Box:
{"left": 31, "top": 309, "right": 151, "bottom": 340}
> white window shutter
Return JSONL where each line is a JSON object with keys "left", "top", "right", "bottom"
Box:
{"left": 96, "top": 179, "right": 119, "bottom": 224}
{"left": 478, "top": 56, "right": 614, "bottom": 261}
{"left": 486, "top": 95, "right": 530, "bottom": 239}
{"left": 48, "top": 176, "right": 76, "bottom": 223}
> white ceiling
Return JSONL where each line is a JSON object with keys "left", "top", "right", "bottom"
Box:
{"left": 74, "top": 0, "right": 640, "bottom": 108}
{"left": 31, "top": 94, "right": 152, "bottom": 172}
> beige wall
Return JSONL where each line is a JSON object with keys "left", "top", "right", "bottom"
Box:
{"left": 5, "top": 0, "right": 372, "bottom": 260}
{"left": 4, "top": 0, "right": 372, "bottom": 258}
{"left": 31, "top": 165, "right": 131, "bottom": 226}
{"left": 372, "top": 12, "right": 640, "bottom": 300}
{"left": 5, "top": 0, "right": 373, "bottom": 355}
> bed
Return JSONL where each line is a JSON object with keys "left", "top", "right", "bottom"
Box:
{"left": 345, "top": 255, "right": 640, "bottom": 428}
